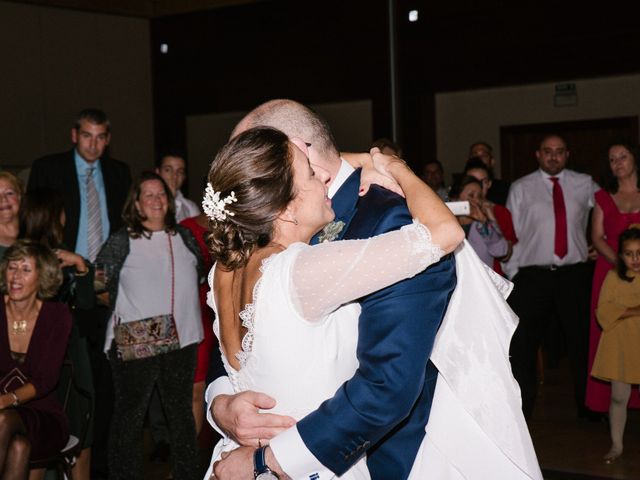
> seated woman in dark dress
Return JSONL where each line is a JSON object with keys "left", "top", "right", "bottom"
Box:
{"left": 0, "top": 240, "right": 72, "bottom": 480}
{"left": 20, "top": 187, "right": 95, "bottom": 480}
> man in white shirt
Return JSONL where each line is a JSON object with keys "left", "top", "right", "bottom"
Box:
{"left": 155, "top": 151, "right": 200, "bottom": 222}
{"left": 505, "top": 134, "right": 599, "bottom": 420}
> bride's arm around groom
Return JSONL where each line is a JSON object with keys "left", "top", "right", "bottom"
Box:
{"left": 205, "top": 100, "right": 541, "bottom": 480}
{"left": 208, "top": 155, "right": 462, "bottom": 479}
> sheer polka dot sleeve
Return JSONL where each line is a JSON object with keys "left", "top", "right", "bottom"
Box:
{"left": 291, "top": 220, "right": 444, "bottom": 321}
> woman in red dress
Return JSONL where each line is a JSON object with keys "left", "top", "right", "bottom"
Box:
{"left": 586, "top": 143, "right": 640, "bottom": 413}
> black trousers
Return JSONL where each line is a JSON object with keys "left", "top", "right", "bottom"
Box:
{"left": 76, "top": 305, "right": 113, "bottom": 478}
{"left": 108, "top": 344, "right": 199, "bottom": 480}
{"left": 508, "top": 262, "right": 593, "bottom": 419}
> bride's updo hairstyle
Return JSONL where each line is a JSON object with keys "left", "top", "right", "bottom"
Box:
{"left": 207, "top": 127, "right": 295, "bottom": 270}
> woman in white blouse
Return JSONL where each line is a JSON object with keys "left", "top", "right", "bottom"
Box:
{"left": 96, "top": 171, "right": 204, "bottom": 480}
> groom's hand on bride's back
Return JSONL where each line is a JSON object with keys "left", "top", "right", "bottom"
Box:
{"left": 212, "top": 391, "right": 296, "bottom": 446}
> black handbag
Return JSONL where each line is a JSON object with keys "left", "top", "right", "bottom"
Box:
{"left": 0, "top": 367, "right": 27, "bottom": 394}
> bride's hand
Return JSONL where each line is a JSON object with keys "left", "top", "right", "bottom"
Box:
{"left": 369, "top": 147, "right": 412, "bottom": 194}
{"left": 358, "top": 147, "right": 405, "bottom": 197}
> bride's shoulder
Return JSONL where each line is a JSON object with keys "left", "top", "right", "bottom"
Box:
{"left": 253, "top": 243, "right": 310, "bottom": 278}
{"left": 267, "top": 242, "right": 308, "bottom": 263}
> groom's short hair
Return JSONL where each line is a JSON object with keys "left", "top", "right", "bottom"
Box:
{"left": 232, "top": 99, "right": 340, "bottom": 160}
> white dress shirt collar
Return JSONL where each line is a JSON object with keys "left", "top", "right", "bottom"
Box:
{"left": 328, "top": 158, "right": 355, "bottom": 199}
{"left": 539, "top": 168, "right": 566, "bottom": 182}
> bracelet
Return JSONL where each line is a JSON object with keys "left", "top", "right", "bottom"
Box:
{"left": 10, "top": 391, "right": 19, "bottom": 407}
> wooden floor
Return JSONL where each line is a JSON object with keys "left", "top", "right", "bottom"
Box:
{"left": 530, "top": 360, "right": 640, "bottom": 480}
{"left": 144, "top": 427, "right": 217, "bottom": 479}
{"left": 143, "top": 360, "right": 640, "bottom": 479}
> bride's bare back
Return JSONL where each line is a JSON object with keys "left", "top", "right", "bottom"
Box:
{"left": 213, "top": 245, "right": 284, "bottom": 371}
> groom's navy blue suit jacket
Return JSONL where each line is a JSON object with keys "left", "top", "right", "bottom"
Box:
{"left": 300, "top": 169, "right": 457, "bottom": 479}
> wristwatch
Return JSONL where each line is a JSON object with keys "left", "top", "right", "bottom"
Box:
{"left": 254, "top": 446, "right": 279, "bottom": 480}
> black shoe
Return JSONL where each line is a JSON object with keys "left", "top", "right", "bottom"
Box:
{"left": 578, "top": 408, "right": 606, "bottom": 423}
{"left": 149, "top": 441, "right": 171, "bottom": 463}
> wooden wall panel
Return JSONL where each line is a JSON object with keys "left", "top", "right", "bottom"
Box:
{"left": 0, "top": 1, "right": 153, "bottom": 175}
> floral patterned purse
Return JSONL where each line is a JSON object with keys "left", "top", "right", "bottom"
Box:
{"left": 114, "top": 234, "right": 180, "bottom": 362}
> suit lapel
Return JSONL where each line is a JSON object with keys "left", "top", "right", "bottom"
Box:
{"left": 66, "top": 150, "right": 81, "bottom": 210}
{"left": 100, "top": 158, "right": 117, "bottom": 226}
{"left": 311, "top": 169, "right": 360, "bottom": 245}
{"left": 63, "top": 151, "right": 82, "bottom": 249}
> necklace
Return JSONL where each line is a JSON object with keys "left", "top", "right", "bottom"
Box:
{"left": 11, "top": 319, "right": 27, "bottom": 335}
{"left": 5, "top": 297, "right": 40, "bottom": 336}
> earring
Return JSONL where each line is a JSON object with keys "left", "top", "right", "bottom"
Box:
{"left": 279, "top": 217, "right": 298, "bottom": 225}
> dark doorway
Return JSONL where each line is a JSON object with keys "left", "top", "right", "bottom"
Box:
{"left": 500, "top": 117, "right": 639, "bottom": 184}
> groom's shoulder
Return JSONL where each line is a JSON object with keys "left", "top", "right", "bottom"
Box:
{"left": 355, "top": 185, "right": 410, "bottom": 234}
{"left": 360, "top": 184, "right": 407, "bottom": 210}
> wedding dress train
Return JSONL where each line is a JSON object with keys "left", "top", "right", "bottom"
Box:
{"left": 204, "top": 228, "right": 542, "bottom": 479}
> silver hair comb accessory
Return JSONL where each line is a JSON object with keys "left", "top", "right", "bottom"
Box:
{"left": 202, "top": 183, "right": 238, "bottom": 221}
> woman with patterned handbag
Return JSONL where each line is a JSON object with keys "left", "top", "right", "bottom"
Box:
{"left": 0, "top": 240, "right": 72, "bottom": 480}
{"left": 96, "top": 171, "right": 204, "bottom": 480}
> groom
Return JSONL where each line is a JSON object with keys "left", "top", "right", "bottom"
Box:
{"left": 207, "top": 99, "right": 456, "bottom": 479}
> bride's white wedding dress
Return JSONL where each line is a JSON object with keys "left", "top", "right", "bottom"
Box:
{"left": 205, "top": 221, "right": 542, "bottom": 480}
{"left": 205, "top": 221, "right": 442, "bottom": 479}
{"left": 409, "top": 242, "right": 542, "bottom": 479}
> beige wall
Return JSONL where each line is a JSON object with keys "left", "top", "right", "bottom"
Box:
{"left": 436, "top": 73, "right": 640, "bottom": 181}
{"left": 185, "top": 100, "right": 373, "bottom": 202}
{"left": 0, "top": 1, "right": 153, "bottom": 177}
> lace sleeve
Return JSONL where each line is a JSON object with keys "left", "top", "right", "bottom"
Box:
{"left": 291, "top": 220, "right": 444, "bottom": 321}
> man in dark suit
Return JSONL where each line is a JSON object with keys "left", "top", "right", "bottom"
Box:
{"left": 27, "top": 108, "right": 131, "bottom": 479}
{"left": 28, "top": 108, "right": 131, "bottom": 254}
{"left": 206, "top": 100, "right": 456, "bottom": 479}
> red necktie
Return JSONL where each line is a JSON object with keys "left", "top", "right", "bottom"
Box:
{"left": 550, "top": 177, "right": 568, "bottom": 258}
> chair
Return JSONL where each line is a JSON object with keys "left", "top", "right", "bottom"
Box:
{"left": 29, "top": 351, "right": 93, "bottom": 480}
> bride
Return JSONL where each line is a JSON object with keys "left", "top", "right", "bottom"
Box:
{"left": 205, "top": 126, "right": 542, "bottom": 480}
{"left": 204, "top": 126, "right": 462, "bottom": 479}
